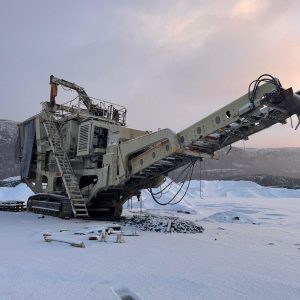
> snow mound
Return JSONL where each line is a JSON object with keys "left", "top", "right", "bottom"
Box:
{"left": 187, "top": 180, "right": 300, "bottom": 198}
{"left": 1, "top": 178, "right": 300, "bottom": 216}
{"left": 204, "top": 211, "right": 256, "bottom": 224}
{"left": 128, "top": 178, "right": 300, "bottom": 212}
{"left": 0, "top": 183, "right": 33, "bottom": 202}
{"left": 121, "top": 214, "right": 204, "bottom": 233}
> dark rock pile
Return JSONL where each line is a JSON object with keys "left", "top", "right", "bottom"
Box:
{"left": 0, "top": 177, "right": 21, "bottom": 187}
{"left": 121, "top": 214, "right": 204, "bottom": 233}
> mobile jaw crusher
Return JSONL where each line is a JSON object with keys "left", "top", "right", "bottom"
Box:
{"left": 18, "top": 74, "right": 300, "bottom": 218}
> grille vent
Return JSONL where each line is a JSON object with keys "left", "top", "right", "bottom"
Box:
{"left": 77, "top": 122, "right": 91, "bottom": 156}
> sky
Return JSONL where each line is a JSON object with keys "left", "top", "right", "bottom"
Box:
{"left": 1, "top": 0, "right": 300, "bottom": 148}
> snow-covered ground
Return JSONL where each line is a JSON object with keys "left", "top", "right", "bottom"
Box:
{"left": 1, "top": 180, "right": 300, "bottom": 299}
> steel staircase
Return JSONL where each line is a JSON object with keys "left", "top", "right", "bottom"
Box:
{"left": 42, "top": 110, "right": 89, "bottom": 218}
{"left": 126, "top": 155, "right": 189, "bottom": 187}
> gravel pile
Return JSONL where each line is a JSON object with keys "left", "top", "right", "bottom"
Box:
{"left": 0, "top": 178, "right": 21, "bottom": 187}
{"left": 121, "top": 214, "right": 204, "bottom": 233}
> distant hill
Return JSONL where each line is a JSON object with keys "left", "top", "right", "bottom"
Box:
{"left": 170, "top": 147, "right": 300, "bottom": 189}
{"left": 1, "top": 119, "right": 300, "bottom": 188}
{"left": 0, "top": 120, "right": 19, "bottom": 180}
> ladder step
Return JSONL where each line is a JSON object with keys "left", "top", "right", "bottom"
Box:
{"left": 69, "top": 187, "right": 81, "bottom": 190}
{"left": 143, "top": 171, "right": 157, "bottom": 176}
{"left": 65, "top": 178, "right": 78, "bottom": 182}
{"left": 149, "top": 166, "right": 159, "bottom": 170}
{"left": 67, "top": 185, "right": 80, "bottom": 188}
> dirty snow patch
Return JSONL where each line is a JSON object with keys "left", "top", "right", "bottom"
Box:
{"left": 204, "top": 211, "right": 257, "bottom": 224}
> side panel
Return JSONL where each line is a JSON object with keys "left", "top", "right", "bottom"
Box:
{"left": 21, "top": 118, "right": 36, "bottom": 178}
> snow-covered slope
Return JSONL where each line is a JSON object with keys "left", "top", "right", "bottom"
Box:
{"left": 0, "top": 119, "right": 18, "bottom": 144}
{"left": 171, "top": 147, "right": 300, "bottom": 188}
{"left": 206, "top": 147, "right": 300, "bottom": 178}
{"left": 128, "top": 178, "right": 300, "bottom": 212}
{"left": 0, "top": 119, "right": 19, "bottom": 179}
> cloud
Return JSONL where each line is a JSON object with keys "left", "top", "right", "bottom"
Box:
{"left": 1, "top": 0, "right": 300, "bottom": 148}
{"left": 131, "top": 10, "right": 214, "bottom": 54}
{"left": 231, "top": 0, "right": 270, "bottom": 20}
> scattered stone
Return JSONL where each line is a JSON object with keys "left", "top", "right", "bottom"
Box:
{"left": 268, "top": 242, "right": 274, "bottom": 245}
{"left": 44, "top": 236, "right": 85, "bottom": 248}
{"left": 100, "top": 230, "right": 109, "bottom": 242}
{"left": 233, "top": 216, "right": 240, "bottom": 221}
{"left": 116, "top": 233, "right": 125, "bottom": 243}
{"left": 217, "top": 227, "right": 225, "bottom": 230}
{"left": 88, "top": 235, "right": 99, "bottom": 240}
{"left": 177, "top": 210, "right": 191, "bottom": 214}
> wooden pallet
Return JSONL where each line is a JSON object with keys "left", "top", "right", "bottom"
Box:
{"left": 0, "top": 201, "right": 26, "bottom": 212}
